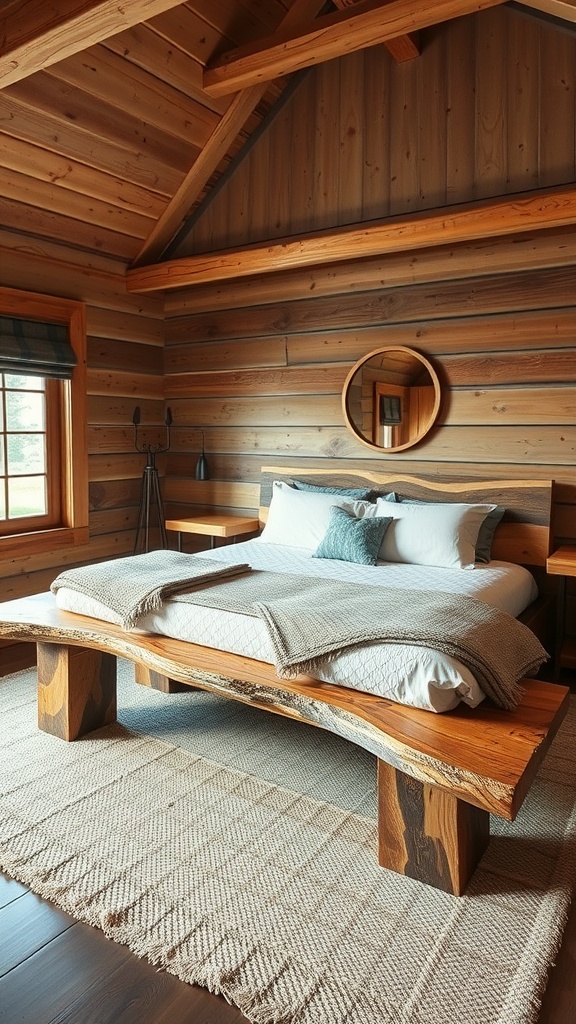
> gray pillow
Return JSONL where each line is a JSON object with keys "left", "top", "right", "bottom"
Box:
{"left": 293, "top": 480, "right": 374, "bottom": 500}
{"left": 475, "top": 505, "right": 506, "bottom": 563}
{"left": 313, "top": 506, "right": 392, "bottom": 565}
{"left": 294, "top": 481, "right": 398, "bottom": 503}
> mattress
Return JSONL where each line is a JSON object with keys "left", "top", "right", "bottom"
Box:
{"left": 55, "top": 539, "right": 539, "bottom": 714}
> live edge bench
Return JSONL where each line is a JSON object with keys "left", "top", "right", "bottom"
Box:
{"left": 0, "top": 591, "right": 569, "bottom": 896}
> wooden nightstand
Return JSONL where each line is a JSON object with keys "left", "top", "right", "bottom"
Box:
{"left": 165, "top": 514, "right": 260, "bottom": 551}
{"left": 546, "top": 545, "right": 576, "bottom": 680}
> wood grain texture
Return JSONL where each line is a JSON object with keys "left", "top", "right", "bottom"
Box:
{"left": 126, "top": 185, "right": 576, "bottom": 292}
{"left": 134, "top": 662, "right": 189, "bottom": 693}
{"left": 164, "top": 233, "right": 576, "bottom": 314}
{"left": 0, "top": 593, "right": 569, "bottom": 828}
{"left": 37, "top": 642, "right": 116, "bottom": 741}
{"left": 546, "top": 546, "right": 576, "bottom": 576}
{"left": 377, "top": 759, "right": 490, "bottom": 894}
{"left": 202, "top": 0, "right": 503, "bottom": 96}
{"left": 0, "top": 0, "right": 186, "bottom": 87}
{"left": 260, "top": 467, "right": 553, "bottom": 522}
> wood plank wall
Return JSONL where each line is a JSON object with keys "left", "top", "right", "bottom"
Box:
{"left": 165, "top": 6, "right": 576, "bottom": 639}
{"left": 0, "top": 230, "right": 164, "bottom": 670}
{"left": 1, "top": 5, "right": 575, "bottom": 673}
{"left": 163, "top": 231, "right": 576, "bottom": 628}
{"left": 177, "top": 7, "right": 576, "bottom": 255}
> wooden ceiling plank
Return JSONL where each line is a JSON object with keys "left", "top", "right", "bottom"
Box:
{"left": 517, "top": 0, "right": 576, "bottom": 22}
{"left": 0, "top": 91, "right": 174, "bottom": 196}
{"left": 1, "top": 196, "right": 140, "bottom": 260}
{"left": 0, "top": 133, "right": 165, "bottom": 217}
{"left": 0, "top": 0, "right": 188, "bottom": 89}
{"left": 126, "top": 183, "right": 576, "bottom": 292}
{"left": 0, "top": 165, "right": 151, "bottom": 238}
{"left": 132, "top": 0, "right": 328, "bottom": 266}
{"left": 203, "top": 0, "right": 505, "bottom": 96}
{"left": 49, "top": 45, "right": 220, "bottom": 152}
{"left": 7, "top": 71, "right": 200, "bottom": 175}
{"left": 332, "top": 0, "right": 420, "bottom": 62}
{"left": 103, "top": 23, "right": 229, "bottom": 115}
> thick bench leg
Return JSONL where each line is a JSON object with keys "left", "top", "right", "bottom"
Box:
{"left": 37, "top": 642, "right": 117, "bottom": 740}
{"left": 377, "top": 759, "right": 490, "bottom": 895}
{"left": 134, "top": 663, "right": 191, "bottom": 693}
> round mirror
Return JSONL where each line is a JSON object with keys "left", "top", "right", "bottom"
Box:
{"left": 342, "top": 346, "right": 441, "bottom": 453}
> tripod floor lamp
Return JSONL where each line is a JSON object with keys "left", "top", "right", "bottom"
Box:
{"left": 133, "top": 406, "right": 171, "bottom": 554}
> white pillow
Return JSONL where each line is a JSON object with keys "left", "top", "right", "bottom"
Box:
{"left": 372, "top": 497, "right": 496, "bottom": 569}
{"left": 260, "top": 481, "right": 370, "bottom": 551}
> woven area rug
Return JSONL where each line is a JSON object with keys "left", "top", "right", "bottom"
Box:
{"left": 1, "top": 664, "right": 575, "bottom": 1024}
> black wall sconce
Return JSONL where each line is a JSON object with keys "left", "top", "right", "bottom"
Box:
{"left": 195, "top": 430, "right": 210, "bottom": 480}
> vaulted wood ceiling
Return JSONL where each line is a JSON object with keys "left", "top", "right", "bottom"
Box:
{"left": 1, "top": 0, "right": 574, "bottom": 270}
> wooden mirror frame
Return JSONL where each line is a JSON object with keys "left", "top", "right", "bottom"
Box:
{"left": 342, "top": 345, "right": 441, "bottom": 453}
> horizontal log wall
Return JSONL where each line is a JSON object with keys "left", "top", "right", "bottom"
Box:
{"left": 0, "top": 230, "right": 165, "bottom": 613}
{"left": 166, "top": 4, "right": 576, "bottom": 648}
{"left": 164, "top": 229, "right": 576, "bottom": 637}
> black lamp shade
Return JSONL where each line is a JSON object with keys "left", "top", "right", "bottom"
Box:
{"left": 195, "top": 453, "right": 210, "bottom": 480}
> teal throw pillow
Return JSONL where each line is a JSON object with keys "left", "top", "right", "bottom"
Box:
{"left": 313, "top": 506, "right": 392, "bottom": 565}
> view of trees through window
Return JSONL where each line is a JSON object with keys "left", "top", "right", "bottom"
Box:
{"left": 0, "top": 373, "right": 48, "bottom": 524}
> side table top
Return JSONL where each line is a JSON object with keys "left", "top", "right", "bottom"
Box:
{"left": 546, "top": 545, "right": 576, "bottom": 576}
{"left": 165, "top": 514, "right": 260, "bottom": 538}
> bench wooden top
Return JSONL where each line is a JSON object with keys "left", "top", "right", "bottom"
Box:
{"left": 0, "top": 592, "right": 569, "bottom": 822}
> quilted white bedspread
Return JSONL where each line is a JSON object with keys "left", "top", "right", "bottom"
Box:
{"left": 55, "top": 539, "right": 539, "bottom": 714}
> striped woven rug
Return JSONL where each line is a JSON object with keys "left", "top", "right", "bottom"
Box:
{"left": 0, "top": 663, "right": 574, "bottom": 1024}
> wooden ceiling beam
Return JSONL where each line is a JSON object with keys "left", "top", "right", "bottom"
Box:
{"left": 516, "top": 0, "right": 576, "bottom": 23}
{"left": 203, "top": 0, "right": 505, "bottom": 97}
{"left": 0, "top": 0, "right": 186, "bottom": 88}
{"left": 126, "top": 184, "right": 576, "bottom": 293}
{"left": 132, "top": 0, "right": 327, "bottom": 267}
{"left": 332, "top": 0, "right": 420, "bottom": 62}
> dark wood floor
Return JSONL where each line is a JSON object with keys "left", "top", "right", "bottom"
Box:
{"left": 1, "top": 670, "right": 575, "bottom": 1024}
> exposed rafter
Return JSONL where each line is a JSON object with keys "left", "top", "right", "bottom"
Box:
{"left": 132, "top": 0, "right": 327, "bottom": 267}
{"left": 332, "top": 0, "right": 420, "bottom": 62}
{"left": 126, "top": 184, "right": 576, "bottom": 293}
{"left": 517, "top": 0, "right": 576, "bottom": 22}
{"left": 203, "top": 0, "right": 505, "bottom": 97}
{"left": 0, "top": 0, "right": 185, "bottom": 89}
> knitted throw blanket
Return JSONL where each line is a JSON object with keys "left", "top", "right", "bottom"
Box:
{"left": 50, "top": 551, "right": 251, "bottom": 631}
{"left": 173, "top": 571, "right": 548, "bottom": 710}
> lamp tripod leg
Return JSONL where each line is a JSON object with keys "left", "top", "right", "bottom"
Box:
{"left": 151, "top": 467, "right": 167, "bottom": 549}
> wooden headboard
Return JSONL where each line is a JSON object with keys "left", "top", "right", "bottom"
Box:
{"left": 259, "top": 466, "right": 553, "bottom": 567}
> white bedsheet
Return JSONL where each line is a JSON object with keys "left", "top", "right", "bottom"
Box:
{"left": 55, "top": 539, "right": 539, "bottom": 714}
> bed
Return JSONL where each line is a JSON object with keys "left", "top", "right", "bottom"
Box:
{"left": 0, "top": 467, "right": 569, "bottom": 895}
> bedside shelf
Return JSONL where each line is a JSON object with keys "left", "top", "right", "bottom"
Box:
{"left": 165, "top": 514, "right": 260, "bottom": 550}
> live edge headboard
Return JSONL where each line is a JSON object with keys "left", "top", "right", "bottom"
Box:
{"left": 259, "top": 467, "right": 553, "bottom": 568}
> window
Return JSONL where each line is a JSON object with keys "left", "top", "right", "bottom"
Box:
{"left": 0, "top": 287, "right": 88, "bottom": 558}
{"left": 0, "top": 375, "right": 61, "bottom": 533}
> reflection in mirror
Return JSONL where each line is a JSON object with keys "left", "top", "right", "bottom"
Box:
{"left": 342, "top": 346, "right": 441, "bottom": 453}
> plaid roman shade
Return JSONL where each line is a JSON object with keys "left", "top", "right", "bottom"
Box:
{"left": 0, "top": 315, "right": 77, "bottom": 379}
